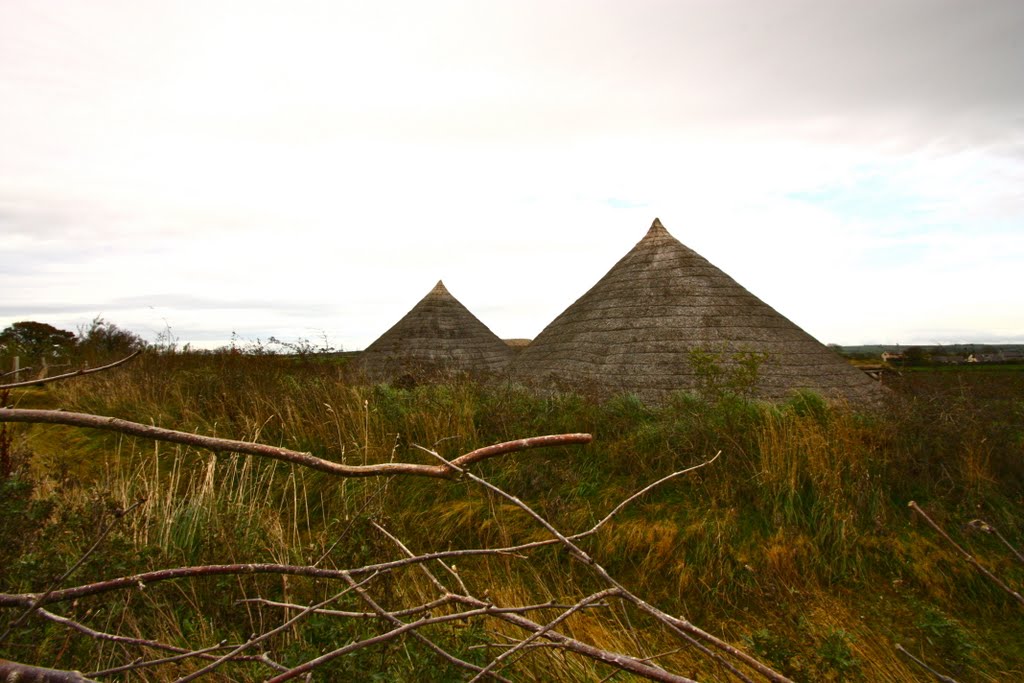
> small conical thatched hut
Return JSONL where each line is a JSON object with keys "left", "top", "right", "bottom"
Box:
{"left": 357, "top": 280, "right": 514, "bottom": 380}
{"left": 511, "top": 219, "right": 881, "bottom": 404}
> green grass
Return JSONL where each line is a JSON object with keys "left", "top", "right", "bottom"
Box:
{"left": 1, "top": 352, "right": 1022, "bottom": 681}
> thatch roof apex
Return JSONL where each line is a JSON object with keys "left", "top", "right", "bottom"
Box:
{"left": 643, "top": 217, "right": 671, "bottom": 241}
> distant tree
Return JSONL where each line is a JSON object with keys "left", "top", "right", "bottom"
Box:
{"left": 76, "top": 317, "right": 146, "bottom": 363}
{"left": 0, "top": 321, "right": 77, "bottom": 365}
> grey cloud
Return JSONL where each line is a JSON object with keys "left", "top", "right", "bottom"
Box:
{"left": 429, "top": 0, "right": 1024, "bottom": 148}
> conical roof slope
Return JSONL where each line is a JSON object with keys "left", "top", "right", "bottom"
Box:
{"left": 511, "top": 219, "right": 880, "bottom": 403}
{"left": 358, "top": 281, "right": 514, "bottom": 379}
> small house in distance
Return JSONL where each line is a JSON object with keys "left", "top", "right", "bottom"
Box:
{"left": 511, "top": 219, "right": 882, "bottom": 404}
{"left": 355, "top": 280, "right": 514, "bottom": 381}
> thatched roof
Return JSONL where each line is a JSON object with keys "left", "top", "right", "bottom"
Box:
{"left": 510, "top": 219, "right": 881, "bottom": 404}
{"left": 357, "top": 280, "right": 514, "bottom": 379}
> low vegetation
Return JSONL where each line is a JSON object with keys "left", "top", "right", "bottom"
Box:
{"left": 1, "top": 347, "right": 1022, "bottom": 681}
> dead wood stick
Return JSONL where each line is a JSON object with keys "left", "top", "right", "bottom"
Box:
{"left": 0, "top": 408, "right": 590, "bottom": 479}
{"left": 0, "top": 658, "right": 98, "bottom": 683}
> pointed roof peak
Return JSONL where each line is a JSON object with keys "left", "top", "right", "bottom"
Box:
{"left": 429, "top": 280, "right": 450, "bottom": 296}
{"left": 644, "top": 217, "right": 669, "bottom": 239}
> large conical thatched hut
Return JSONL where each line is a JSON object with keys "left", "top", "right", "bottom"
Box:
{"left": 511, "top": 219, "right": 881, "bottom": 404}
{"left": 356, "top": 280, "right": 514, "bottom": 380}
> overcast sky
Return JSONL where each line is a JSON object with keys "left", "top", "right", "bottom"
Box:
{"left": 2, "top": 0, "right": 1022, "bottom": 350}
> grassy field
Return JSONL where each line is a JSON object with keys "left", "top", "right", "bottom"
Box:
{"left": 1, "top": 353, "right": 1022, "bottom": 681}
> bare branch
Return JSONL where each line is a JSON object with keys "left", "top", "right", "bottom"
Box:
{"left": 244, "top": 596, "right": 610, "bottom": 621}
{"left": 966, "top": 519, "right": 1024, "bottom": 567}
{"left": 909, "top": 501, "right": 1024, "bottom": 607}
{"left": 172, "top": 574, "right": 377, "bottom": 683}
{"left": 371, "top": 521, "right": 462, "bottom": 595}
{"left": 579, "top": 452, "right": 720, "bottom": 540}
{"left": 1, "top": 366, "right": 33, "bottom": 379}
{"left": 264, "top": 598, "right": 520, "bottom": 683}
{"left": 0, "top": 351, "right": 141, "bottom": 391}
{"left": 36, "top": 608, "right": 215, "bottom": 658}
{"left": 895, "top": 643, "right": 960, "bottom": 683}
{"left": 334, "top": 569, "right": 515, "bottom": 682}
{"left": 0, "top": 408, "right": 591, "bottom": 480}
{"left": 238, "top": 595, "right": 456, "bottom": 620}
{"left": 467, "top": 588, "right": 622, "bottom": 682}
{"left": 446, "top": 595, "right": 700, "bottom": 683}
{"left": 0, "top": 659, "right": 98, "bottom": 683}
{"left": 88, "top": 643, "right": 229, "bottom": 678}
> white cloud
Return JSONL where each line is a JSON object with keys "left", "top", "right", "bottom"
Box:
{"left": 1, "top": 1, "right": 1022, "bottom": 348}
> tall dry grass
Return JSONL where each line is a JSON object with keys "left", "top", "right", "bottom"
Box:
{"left": 1, "top": 350, "right": 1021, "bottom": 680}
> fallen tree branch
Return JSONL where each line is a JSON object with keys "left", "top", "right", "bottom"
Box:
{"left": 0, "top": 409, "right": 591, "bottom": 479}
{"left": 0, "top": 351, "right": 141, "bottom": 391}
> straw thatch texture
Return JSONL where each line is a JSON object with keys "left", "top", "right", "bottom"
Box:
{"left": 511, "top": 219, "right": 881, "bottom": 404}
{"left": 356, "top": 281, "right": 514, "bottom": 380}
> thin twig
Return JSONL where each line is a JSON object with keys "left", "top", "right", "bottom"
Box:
{"left": 467, "top": 588, "right": 622, "bottom": 682}
{"left": 446, "top": 594, "right": 700, "bottom": 683}
{"left": 336, "top": 570, "right": 515, "bottom": 683}
{"left": 172, "top": 573, "right": 377, "bottom": 683}
{"left": 34, "top": 608, "right": 253, "bottom": 662}
{"left": 0, "top": 351, "right": 141, "bottom": 390}
{"left": 237, "top": 595, "right": 455, "bottom": 620}
{"left": 581, "top": 452, "right": 720, "bottom": 539}
{"left": 371, "top": 521, "right": 467, "bottom": 595}
{"left": 264, "top": 597, "right": 526, "bottom": 683}
{"left": 87, "top": 642, "right": 233, "bottom": 678}
{"left": 244, "top": 595, "right": 610, "bottom": 621}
